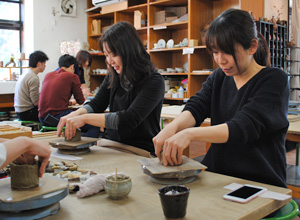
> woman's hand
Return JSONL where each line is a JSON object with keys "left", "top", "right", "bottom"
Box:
{"left": 13, "top": 139, "right": 51, "bottom": 177}
{"left": 153, "top": 124, "right": 177, "bottom": 161}
{"left": 63, "top": 115, "right": 86, "bottom": 140}
{"left": 162, "top": 129, "right": 192, "bottom": 166}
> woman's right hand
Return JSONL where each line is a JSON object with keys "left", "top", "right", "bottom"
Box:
{"left": 153, "top": 124, "right": 177, "bottom": 161}
{"left": 57, "top": 114, "right": 74, "bottom": 137}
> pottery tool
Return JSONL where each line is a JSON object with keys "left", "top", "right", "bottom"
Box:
{"left": 0, "top": 175, "right": 68, "bottom": 219}
{"left": 48, "top": 137, "right": 98, "bottom": 155}
{"left": 138, "top": 156, "right": 207, "bottom": 185}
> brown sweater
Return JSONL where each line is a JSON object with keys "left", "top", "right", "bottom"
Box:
{"left": 38, "top": 68, "right": 84, "bottom": 118}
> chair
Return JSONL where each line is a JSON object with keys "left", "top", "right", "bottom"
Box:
{"left": 261, "top": 200, "right": 300, "bottom": 220}
{"left": 15, "top": 119, "right": 41, "bottom": 131}
{"left": 39, "top": 126, "right": 57, "bottom": 132}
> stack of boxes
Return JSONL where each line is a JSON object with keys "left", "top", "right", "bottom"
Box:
{"left": 154, "top": 6, "right": 187, "bottom": 25}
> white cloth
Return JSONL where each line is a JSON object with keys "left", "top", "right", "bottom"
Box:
{"left": 0, "top": 143, "right": 7, "bottom": 168}
{"left": 0, "top": 81, "right": 16, "bottom": 94}
{"left": 76, "top": 174, "right": 106, "bottom": 198}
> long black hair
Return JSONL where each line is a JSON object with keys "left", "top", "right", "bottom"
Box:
{"left": 99, "top": 21, "right": 156, "bottom": 89}
{"left": 205, "top": 9, "right": 270, "bottom": 68}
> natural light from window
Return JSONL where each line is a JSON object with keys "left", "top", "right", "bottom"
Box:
{"left": 0, "top": 0, "right": 22, "bottom": 81}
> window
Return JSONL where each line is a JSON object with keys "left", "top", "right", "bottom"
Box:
{"left": 0, "top": 0, "right": 23, "bottom": 80}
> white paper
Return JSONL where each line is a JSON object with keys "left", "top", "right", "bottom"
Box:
{"left": 183, "top": 48, "right": 194, "bottom": 55}
{"left": 224, "top": 183, "right": 291, "bottom": 201}
{"left": 51, "top": 151, "right": 82, "bottom": 161}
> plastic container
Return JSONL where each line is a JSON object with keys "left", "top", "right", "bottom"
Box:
{"left": 178, "top": 86, "right": 184, "bottom": 98}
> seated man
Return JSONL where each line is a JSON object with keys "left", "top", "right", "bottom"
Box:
{"left": 38, "top": 54, "right": 85, "bottom": 126}
{"left": 14, "top": 51, "right": 49, "bottom": 121}
{"left": 39, "top": 54, "right": 100, "bottom": 138}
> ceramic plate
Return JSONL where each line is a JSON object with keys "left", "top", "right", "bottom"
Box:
{"left": 157, "top": 39, "right": 166, "bottom": 48}
{"left": 167, "top": 39, "right": 174, "bottom": 48}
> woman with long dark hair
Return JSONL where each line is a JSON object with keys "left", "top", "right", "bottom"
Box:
{"left": 153, "top": 9, "right": 289, "bottom": 188}
{"left": 57, "top": 22, "right": 165, "bottom": 155}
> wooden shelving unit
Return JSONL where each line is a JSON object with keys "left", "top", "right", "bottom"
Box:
{"left": 86, "top": 0, "right": 240, "bottom": 102}
{"left": 256, "top": 21, "right": 287, "bottom": 70}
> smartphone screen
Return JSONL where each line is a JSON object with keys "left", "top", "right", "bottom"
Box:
{"left": 223, "top": 184, "right": 267, "bottom": 203}
{"left": 228, "top": 186, "right": 263, "bottom": 199}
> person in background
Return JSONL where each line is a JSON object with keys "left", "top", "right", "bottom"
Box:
{"left": 68, "top": 50, "right": 92, "bottom": 105}
{"left": 39, "top": 54, "right": 100, "bottom": 138}
{"left": 14, "top": 51, "right": 49, "bottom": 121}
{"left": 75, "top": 50, "right": 92, "bottom": 91}
{"left": 153, "top": 9, "right": 289, "bottom": 188}
{"left": 57, "top": 21, "right": 165, "bottom": 155}
{"left": 38, "top": 54, "right": 85, "bottom": 126}
{"left": 0, "top": 137, "right": 51, "bottom": 177}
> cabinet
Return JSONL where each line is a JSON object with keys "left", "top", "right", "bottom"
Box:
{"left": 86, "top": 0, "right": 214, "bottom": 103}
{"left": 256, "top": 21, "right": 287, "bottom": 70}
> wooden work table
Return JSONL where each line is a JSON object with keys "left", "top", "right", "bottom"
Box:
{"left": 42, "top": 146, "right": 291, "bottom": 220}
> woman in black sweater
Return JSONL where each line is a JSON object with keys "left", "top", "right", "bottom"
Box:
{"left": 153, "top": 9, "right": 289, "bottom": 187}
{"left": 57, "top": 22, "right": 165, "bottom": 155}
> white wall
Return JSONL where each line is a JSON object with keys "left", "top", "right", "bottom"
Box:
{"left": 24, "top": 0, "right": 87, "bottom": 81}
{"left": 264, "top": 0, "right": 288, "bottom": 21}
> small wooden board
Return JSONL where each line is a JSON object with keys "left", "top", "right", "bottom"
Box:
{"left": 138, "top": 156, "right": 207, "bottom": 175}
{"left": 49, "top": 137, "right": 98, "bottom": 149}
{"left": 0, "top": 175, "right": 68, "bottom": 203}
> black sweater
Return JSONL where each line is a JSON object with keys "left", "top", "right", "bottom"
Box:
{"left": 86, "top": 72, "right": 165, "bottom": 153}
{"left": 184, "top": 67, "right": 289, "bottom": 187}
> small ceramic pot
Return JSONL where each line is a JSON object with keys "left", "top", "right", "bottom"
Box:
{"left": 10, "top": 162, "right": 39, "bottom": 189}
{"left": 105, "top": 174, "right": 132, "bottom": 200}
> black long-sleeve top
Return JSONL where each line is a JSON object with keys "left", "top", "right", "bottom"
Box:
{"left": 84, "top": 72, "right": 165, "bottom": 154}
{"left": 184, "top": 67, "right": 289, "bottom": 187}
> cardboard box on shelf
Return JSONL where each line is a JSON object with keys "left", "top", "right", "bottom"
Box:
{"left": 154, "top": 11, "right": 166, "bottom": 25}
{"left": 91, "top": 19, "right": 101, "bottom": 35}
{"left": 101, "top": 1, "right": 128, "bottom": 14}
{"left": 189, "top": 39, "right": 198, "bottom": 47}
{"left": 165, "top": 16, "right": 178, "bottom": 23}
{"left": 165, "top": 6, "right": 187, "bottom": 18}
{"left": 134, "top": 10, "right": 146, "bottom": 29}
{"left": 102, "top": 26, "right": 110, "bottom": 33}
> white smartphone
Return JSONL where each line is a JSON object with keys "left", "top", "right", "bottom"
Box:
{"left": 223, "top": 184, "right": 267, "bottom": 204}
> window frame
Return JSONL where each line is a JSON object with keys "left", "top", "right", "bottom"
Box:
{"left": 0, "top": 0, "right": 23, "bottom": 53}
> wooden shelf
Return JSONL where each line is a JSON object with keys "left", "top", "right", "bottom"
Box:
{"left": 161, "top": 72, "right": 188, "bottom": 76}
{"left": 90, "top": 53, "right": 104, "bottom": 56}
{"left": 164, "top": 97, "right": 185, "bottom": 101}
{"left": 150, "top": 21, "right": 188, "bottom": 30}
{"left": 86, "top": 0, "right": 231, "bottom": 101}
{"left": 149, "top": 0, "right": 188, "bottom": 6}
{"left": 0, "top": 67, "right": 29, "bottom": 69}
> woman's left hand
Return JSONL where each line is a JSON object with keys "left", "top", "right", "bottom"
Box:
{"left": 162, "top": 129, "right": 192, "bottom": 166}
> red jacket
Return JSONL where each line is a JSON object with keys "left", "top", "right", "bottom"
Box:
{"left": 38, "top": 68, "right": 84, "bottom": 118}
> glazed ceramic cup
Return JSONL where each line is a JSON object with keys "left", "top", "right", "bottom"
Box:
{"left": 158, "top": 185, "right": 190, "bottom": 219}
{"left": 105, "top": 173, "right": 132, "bottom": 200}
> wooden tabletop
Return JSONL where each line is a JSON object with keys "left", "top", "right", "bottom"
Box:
{"left": 43, "top": 146, "right": 291, "bottom": 220}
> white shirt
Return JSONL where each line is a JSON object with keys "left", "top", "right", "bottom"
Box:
{"left": 0, "top": 143, "right": 7, "bottom": 168}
